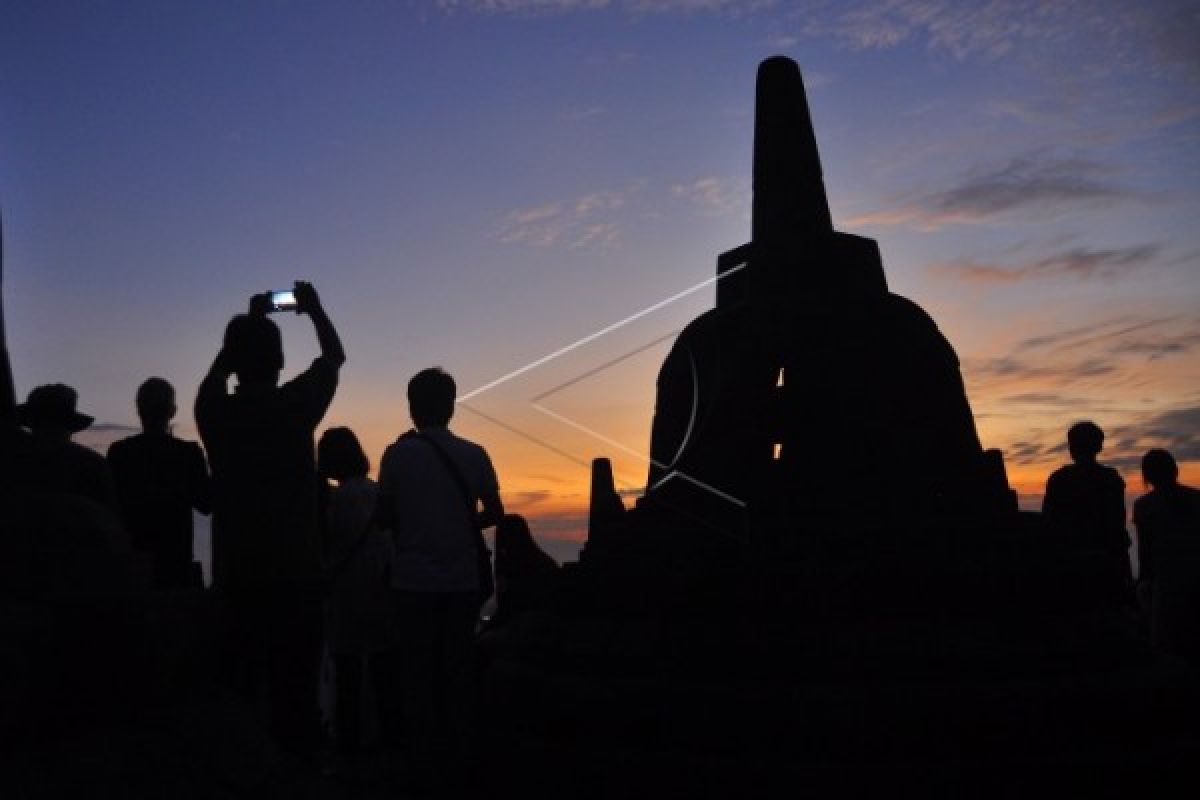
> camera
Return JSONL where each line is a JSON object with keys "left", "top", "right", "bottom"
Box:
{"left": 268, "top": 289, "right": 298, "bottom": 313}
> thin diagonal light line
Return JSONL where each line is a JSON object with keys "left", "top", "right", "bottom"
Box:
{"left": 531, "top": 402, "right": 744, "bottom": 507}
{"left": 530, "top": 402, "right": 661, "bottom": 488}
{"left": 456, "top": 262, "right": 747, "bottom": 402}
{"left": 529, "top": 329, "right": 681, "bottom": 404}
{"left": 456, "top": 401, "right": 592, "bottom": 471}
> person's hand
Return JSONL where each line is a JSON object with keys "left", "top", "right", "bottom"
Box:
{"left": 294, "top": 281, "right": 320, "bottom": 315}
{"left": 248, "top": 293, "right": 272, "bottom": 317}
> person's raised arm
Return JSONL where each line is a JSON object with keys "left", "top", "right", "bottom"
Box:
{"left": 294, "top": 281, "right": 345, "bottom": 368}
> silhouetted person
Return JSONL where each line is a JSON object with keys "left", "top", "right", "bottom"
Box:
{"left": 194, "top": 281, "right": 344, "bottom": 759}
{"left": 493, "top": 514, "right": 559, "bottom": 625}
{"left": 18, "top": 383, "right": 117, "bottom": 512}
{"left": 317, "top": 426, "right": 391, "bottom": 755}
{"left": 1133, "top": 449, "right": 1200, "bottom": 660}
{"left": 1043, "top": 421, "right": 1132, "bottom": 600}
{"left": 108, "top": 377, "right": 211, "bottom": 589}
{"left": 374, "top": 367, "right": 503, "bottom": 780}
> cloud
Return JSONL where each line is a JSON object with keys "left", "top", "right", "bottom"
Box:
{"left": 499, "top": 183, "right": 639, "bottom": 248}
{"left": 1139, "top": 406, "right": 1200, "bottom": 461}
{"left": 798, "top": 0, "right": 1072, "bottom": 60}
{"left": 88, "top": 422, "right": 139, "bottom": 433}
{"left": 932, "top": 243, "right": 1161, "bottom": 284}
{"left": 999, "top": 392, "right": 1090, "bottom": 407}
{"left": 437, "top": 0, "right": 611, "bottom": 13}
{"left": 1109, "top": 330, "right": 1200, "bottom": 361}
{"left": 1016, "top": 316, "right": 1186, "bottom": 354}
{"left": 670, "top": 176, "right": 748, "bottom": 217}
{"left": 967, "top": 356, "right": 1118, "bottom": 385}
{"left": 847, "top": 152, "right": 1139, "bottom": 231}
{"left": 505, "top": 490, "right": 554, "bottom": 506}
{"left": 437, "top": 0, "right": 777, "bottom": 14}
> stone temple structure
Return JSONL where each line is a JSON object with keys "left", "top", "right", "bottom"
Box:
{"left": 629, "top": 56, "right": 1014, "bottom": 540}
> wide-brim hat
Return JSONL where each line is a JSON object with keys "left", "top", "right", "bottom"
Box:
{"left": 17, "top": 383, "right": 94, "bottom": 433}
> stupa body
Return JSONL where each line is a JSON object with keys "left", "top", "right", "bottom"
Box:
{"left": 638, "top": 57, "right": 1013, "bottom": 538}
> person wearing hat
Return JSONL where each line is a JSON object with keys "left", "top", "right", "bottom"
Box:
{"left": 17, "top": 382, "right": 117, "bottom": 511}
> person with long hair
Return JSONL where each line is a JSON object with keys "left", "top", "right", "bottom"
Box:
{"left": 317, "top": 426, "right": 391, "bottom": 755}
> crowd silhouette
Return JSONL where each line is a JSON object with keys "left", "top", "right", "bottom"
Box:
{"left": 7, "top": 280, "right": 1200, "bottom": 794}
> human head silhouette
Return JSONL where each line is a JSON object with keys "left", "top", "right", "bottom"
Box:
{"left": 1067, "top": 421, "right": 1104, "bottom": 465}
{"left": 223, "top": 314, "right": 284, "bottom": 386}
{"left": 1141, "top": 448, "right": 1179, "bottom": 490}
{"left": 17, "top": 383, "right": 93, "bottom": 440}
{"left": 136, "top": 377, "right": 176, "bottom": 432}
{"left": 317, "top": 426, "right": 369, "bottom": 483}
{"left": 408, "top": 367, "right": 455, "bottom": 430}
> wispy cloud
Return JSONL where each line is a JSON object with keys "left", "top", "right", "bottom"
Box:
{"left": 1137, "top": 406, "right": 1200, "bottom": 461}
{"left": 499, "top": 183, "right": 639, "bottom": 248}
{"left": 798, "top": 0, "right": 1071, "bottom": 61}
{"left": 846, "top": 152, "right": 1138, "bottom": 231}
{"left": 560, "top": 105, "right": 607, "bottom": 121}
{"left": 88, "top": 422, "right": 139, "bottom": 433}
{"left": 999, "top": 392, "right": 1091, "bottom": 407}
{"left": 1015, "top": 316, "right": 1181, "bottom": 353}
{"left": 437, "top": 0, "right": 777, "bottom": 15}
{"left": 670, "top": 175, "right": 748, "bottom": 217}
{"left": 437, "top": 0, "right": 611, "bottom": 13}
{"left": 795, "top": 0, "right": 1199, "bottom": 77}
{"left": 932, "top": 243, "right": 1161, "bottom": 284}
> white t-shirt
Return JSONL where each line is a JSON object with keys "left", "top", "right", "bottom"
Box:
{"left": 378, "top": 427, "right": 499, "bottom": 592}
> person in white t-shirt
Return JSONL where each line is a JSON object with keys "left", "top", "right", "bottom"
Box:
{"left": 374, "top": 366, "right": 503, "bottom": 773}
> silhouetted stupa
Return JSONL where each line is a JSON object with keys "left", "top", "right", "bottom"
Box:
{"left": 638, "top": 56, "right": 1013, "bottom": 538}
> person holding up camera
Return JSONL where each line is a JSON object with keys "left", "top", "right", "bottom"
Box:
{"left": 195, "top": 281, "right": 344, "bottom": 760}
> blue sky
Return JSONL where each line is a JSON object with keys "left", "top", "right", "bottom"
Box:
{"left": 3, "top": 1, "right": 1198, "bottom": 539}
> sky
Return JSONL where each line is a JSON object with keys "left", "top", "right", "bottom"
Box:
{"left": 3, "top": 1, "right": 1198, "bottom": 558}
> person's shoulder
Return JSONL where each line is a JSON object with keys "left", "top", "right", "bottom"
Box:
{"left": 1046, "top": 464, "right": 1073, "bottom": 484}
{"left": 443, "top": 429, "right": 488, "bottom": 457}
{"left": 166, "top": 435, "right": 206, "bottom": 458}
{"left": 1098, "top": 464, "right": 1125, "bottom": 486}
{"left": 69, "top": 440, "right": 108, "bottom": 466}
{"left": 380, "top": 433, "right": 419, "bottom": 464}
{"left": 106, "top": 434, "right": 139, "bottom": 458}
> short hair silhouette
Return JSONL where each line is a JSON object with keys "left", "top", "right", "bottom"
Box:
{"left": 136, "top": 377, "right": 175, "bottom": 428}
{"left": 223, "top": 314, "right": 284, "bottom": 381}
{"left": 318, "top": 426, "right": 369, "bottom": 482}
{"left": 408, "top": 367, "right": 455, "bottom": 428}
{"left": 1141, "top": 448, "right": 1179, "bottom": 489}
{"left": 1067, "top": 420, "right": 1104, "bottom": 461}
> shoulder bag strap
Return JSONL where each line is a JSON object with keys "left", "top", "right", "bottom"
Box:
{"left": 408, "top": 430, "right": 494, "bottom": 598}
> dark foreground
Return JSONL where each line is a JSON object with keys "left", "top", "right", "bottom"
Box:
{"left": 4, "top": 500, "right": 1200, "bottom": 799}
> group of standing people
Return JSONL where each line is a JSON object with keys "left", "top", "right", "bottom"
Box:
{"left": 1042, "top": 420, "right": 1200, "bottom": 659}
{"left": 191, "top": 281, "right": 527, "bottom": 777}
{"left": 13, "top": 282, "right": 561, "bottom": 785}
